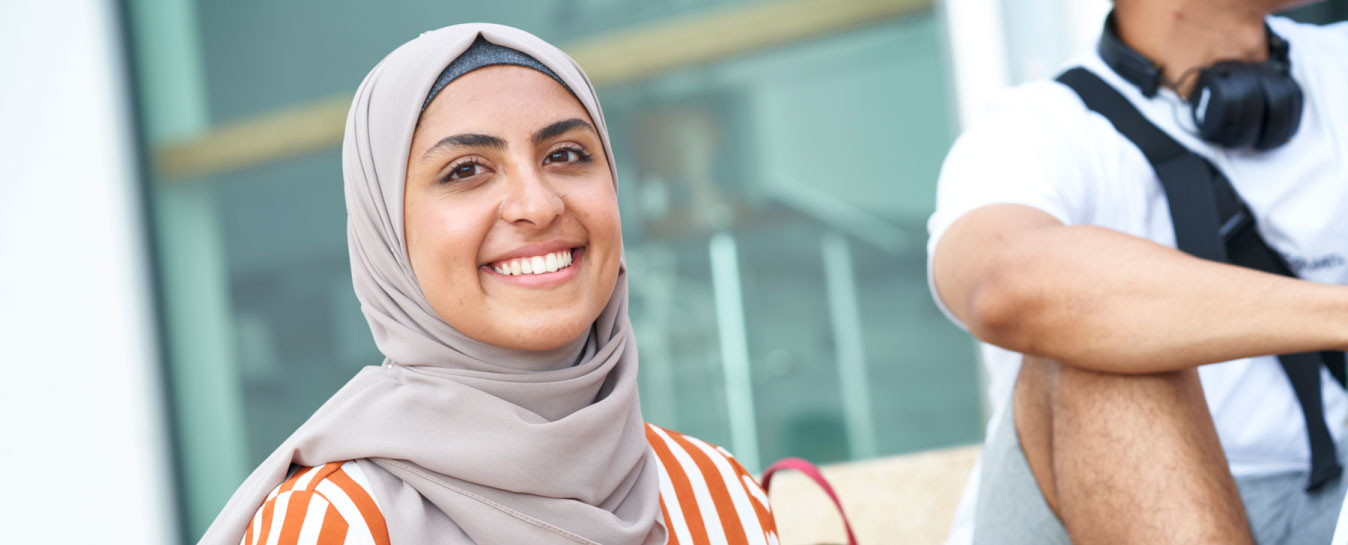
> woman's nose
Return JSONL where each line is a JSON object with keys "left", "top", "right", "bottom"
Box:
{"left": 499, "top": 165, "right": 565, "bottom": 229}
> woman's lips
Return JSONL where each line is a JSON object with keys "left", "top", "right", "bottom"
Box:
{"left": 482, "top": 247, "right": 584, "bottom": 287}
{"left": 490, "top": 248, "right": 574, "bottom": 276}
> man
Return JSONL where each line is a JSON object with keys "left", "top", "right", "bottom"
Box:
{"left": 928, "top": 1, "right": 1348, "bottom": 543}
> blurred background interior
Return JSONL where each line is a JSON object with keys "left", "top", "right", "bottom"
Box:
{"left": 3, "top": 0, "right": 1346, "bottom": 543}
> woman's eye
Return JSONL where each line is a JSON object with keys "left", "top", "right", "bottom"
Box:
{"left": 444, "top": 162, "right": 483, "bottom": 182}
{"left": 545, "top": 147, "right": 590, "bottom": 165}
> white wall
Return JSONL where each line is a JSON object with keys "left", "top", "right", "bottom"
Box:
{"left": 941, "top": 0, "right": 1110, "bottom": 127}
{"left": 0, "top": 1, "right": 177, "bottom": 543}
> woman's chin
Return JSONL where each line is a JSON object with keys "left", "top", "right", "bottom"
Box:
{"left": 502, "top": 329, "right": 590, "bottom": 353}
{"left": 451, "top": 310, "right": 595, "bottom": 352}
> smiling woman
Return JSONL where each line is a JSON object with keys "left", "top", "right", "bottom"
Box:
{"left": 405, "top": 63, "right": 622, "bottom": 353}
{"left": 195, "top": 24, "right": 778, "bottom": 545}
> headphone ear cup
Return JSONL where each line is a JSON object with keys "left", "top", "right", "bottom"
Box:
{"left": 1190, "top": 62, "right": 1266, "bottom": 149}
{"left": 1252, "top": 67, "right": 1304, "bottom": 150}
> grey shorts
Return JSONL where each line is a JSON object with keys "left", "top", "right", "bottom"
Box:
{"left": 973, "top": 397, "right": 1348, "bottom": 545}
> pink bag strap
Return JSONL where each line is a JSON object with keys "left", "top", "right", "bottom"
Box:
{"left": 760, "top": 457, "right": 859, "bottom": 545}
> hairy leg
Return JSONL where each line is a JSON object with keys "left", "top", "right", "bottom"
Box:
{"left": 1014, "top": 357, "right": 1254, "bottom": 544}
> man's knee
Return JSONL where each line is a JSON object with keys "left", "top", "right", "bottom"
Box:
{"left": 1012, "top": 358, "right": 1211, "bottom": 515}
{"left": 1016, "top": 357, "right": 1206, "bottom": 423}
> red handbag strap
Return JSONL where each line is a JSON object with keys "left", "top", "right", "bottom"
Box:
{"left": 760, "top": 457, "right": 859, "bottom": 545}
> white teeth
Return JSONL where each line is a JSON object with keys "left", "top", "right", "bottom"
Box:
{"left": 492, "top": 250, "right": 576, "bottom": 276}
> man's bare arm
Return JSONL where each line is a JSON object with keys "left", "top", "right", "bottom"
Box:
{"left": 933, "top": 203, "right": 1348, "bottom": 373}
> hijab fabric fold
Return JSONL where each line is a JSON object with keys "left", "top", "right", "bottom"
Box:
{"left": 197, "top": 23, "right": 664, "bottom": 545}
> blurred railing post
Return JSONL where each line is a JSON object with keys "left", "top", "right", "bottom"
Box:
{"left": 821, "top": 232, "right": 877, "bottom": 459}
{"left": 709, "top": 232, "right": 761, "bottom": 473}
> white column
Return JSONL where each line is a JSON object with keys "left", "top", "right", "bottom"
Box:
{"left": 0, "top": 1, "right": 176, "bottom": 543}
{"left": 939, "top": 0, "right": 1012, "bottom": 128}
{"left": 940, "top": 0, "right": 1110, "bottom": 127}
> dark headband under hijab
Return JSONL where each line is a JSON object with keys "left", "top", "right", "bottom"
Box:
{"left": 421, "top": 35, "right": 571, "bottom": 111}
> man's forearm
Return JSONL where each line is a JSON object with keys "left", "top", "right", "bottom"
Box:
{"left": 936, "top": 205, "right": 1348, "bottom": 373}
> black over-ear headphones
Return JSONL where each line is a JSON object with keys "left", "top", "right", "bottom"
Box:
{"left": 1096, "top": 12, "right": 1304, "bottom": 150}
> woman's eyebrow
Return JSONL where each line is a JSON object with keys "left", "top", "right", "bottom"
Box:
{"left": 532, "top": 118, "right": 596, "bottom": 146}
{"left": 422, "top": 133, "right": 506, "bottom": 160}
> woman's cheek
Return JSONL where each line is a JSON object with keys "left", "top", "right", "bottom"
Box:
{"left": 583, "top": 181, "right": 621, "bottom": 238}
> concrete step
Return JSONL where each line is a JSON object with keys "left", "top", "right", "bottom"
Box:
{"left": 767, "top": 444, "right": 980, "bottom": 545}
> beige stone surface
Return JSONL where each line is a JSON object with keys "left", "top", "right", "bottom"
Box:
{"left": 765, "top": 444, "right": 981, "bottom": 545}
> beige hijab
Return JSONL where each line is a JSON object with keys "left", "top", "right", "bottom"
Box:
{"left": 197, "top": 23, "right": 664, "bottom": 545}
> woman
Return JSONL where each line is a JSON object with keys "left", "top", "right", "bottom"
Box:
{"left": 197, "top": 23, "right": 778, "bottom": 545}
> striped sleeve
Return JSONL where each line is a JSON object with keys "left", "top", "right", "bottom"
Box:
{"left": 241, "top": 461, "right": 390, "bottom": 545}
{"left": 646, "top": 423, "right": 780, "bottom": 545}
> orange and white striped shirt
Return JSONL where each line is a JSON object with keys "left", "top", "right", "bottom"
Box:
{"left": 243, "top": 460, "right": 388, "bottom": 545}
{"left": 242, "top": 423, "right": 778, "bottom": 545}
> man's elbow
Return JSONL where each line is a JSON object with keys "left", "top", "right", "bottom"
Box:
{"left": 960, "top": 245, "right": 1061, "bottom": 356}
{"left": 965, "top": 267, "right": 1033, "bottom": 348}
{"left": 963, "top": 264, "right": 1122, "bottom": 370}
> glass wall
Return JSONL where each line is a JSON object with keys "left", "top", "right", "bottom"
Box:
{"left": 126, "top": 0, "right": 1348, "bottom": 540}
{"left": 127, "top": 0, "right": 978, "bottom": 539}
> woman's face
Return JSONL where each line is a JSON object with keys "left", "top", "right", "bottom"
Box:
{"left": 405, "top": 65, "right": 621, "bottom": 352}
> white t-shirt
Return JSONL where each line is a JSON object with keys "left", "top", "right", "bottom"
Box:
{"left": 929, "top": 17, "right": 1348, "bottom": 544}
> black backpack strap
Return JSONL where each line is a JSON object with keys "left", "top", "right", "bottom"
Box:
{"left": 1055, "top": 67, "right": 1344, "bottom": 490}
{"left": 1056, "top": 68, "right": 1227, "bottom": 262}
